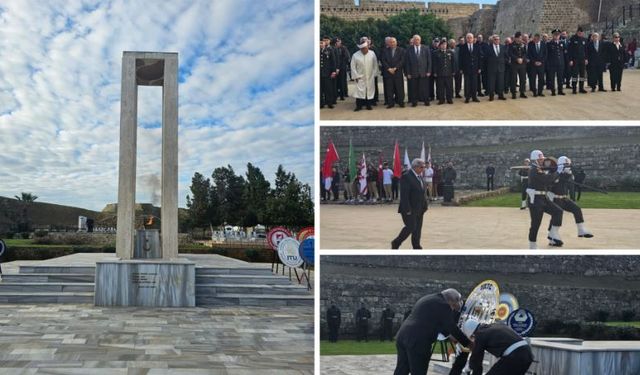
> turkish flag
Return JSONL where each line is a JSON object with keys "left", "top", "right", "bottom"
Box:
{"left": 322, "top": 141, "right": 340, "bottom": 178}
{"left": 393, "top": 141, "right": 402, "bottom": 178}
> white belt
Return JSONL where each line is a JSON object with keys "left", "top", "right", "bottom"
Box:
{"left": 502, "top": 340, "right": 528, "bottom": 357}
{"left": 520, "top": 176, "right": 529, "bottom": 182}
{"left": 554, "top": 195, "right": 567, "bottom": 199}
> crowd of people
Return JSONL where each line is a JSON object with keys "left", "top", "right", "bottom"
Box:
{"left": 320, "top": 28, "right": 637, "bottom": 111}
{"left": 320, "top": 161, "right": 457, "bottom": 204}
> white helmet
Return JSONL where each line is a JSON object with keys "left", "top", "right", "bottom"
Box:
{"left": 462, "top": 318, "right": 480, "bottom": 339}
{"left": 530, "top": 150, "right": 544, "bottom": 161}
{"left": 557, "top": 156, "right": 572, "bottom": 173}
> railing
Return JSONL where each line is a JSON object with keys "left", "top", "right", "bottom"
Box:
{"left": 598, "top": 4, "right": 640, "bottom": 35}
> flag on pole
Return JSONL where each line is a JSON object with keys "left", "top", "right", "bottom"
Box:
{"left": 359, "top": 153, "right": 368, "bottom": 195}
{"left": 404, "top": 147, "right": 410, "bottom": 169}
{"left": 348, "top": 139, "right": 356, "bottom": 182}
{"left": 393, "top": 141, "right": 402, "bottom": 178}
{"left": 378, "top": 151, "right": 383, "bottom": 187}
{"left": 427, "top": 144, "right": 432, "bottom": 164}
{"left": 323, "top": 141, "right": 340, "bottom": 192}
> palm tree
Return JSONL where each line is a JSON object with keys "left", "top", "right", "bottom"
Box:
{"left": 14, "top": 192, "right": 38, "bottom": 202}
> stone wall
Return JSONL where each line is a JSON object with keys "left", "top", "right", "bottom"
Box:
{"left": 320, "top": 126, "right": 640, "bottom": 189}
{"left": 320, "top": 0, "right": 481, "bottom": 22}
{"left": 493, "top": 0, "right": 595, "bottom": 37}
{"left": 319, "top": 256, "right": 640, "bottom": 337}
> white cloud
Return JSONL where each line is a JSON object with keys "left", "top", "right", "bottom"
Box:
{"left": 0, "top": 0, "right": 314, "bottom": 211}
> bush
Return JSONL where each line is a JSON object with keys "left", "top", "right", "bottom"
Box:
{"left": 621, "top": 310, "right": 635, "bottom": 322}
{"left": 34, "top": 231, "right": 48, "bottom": 238}
{"left": 20, "top": 232, "right": 31, "bottom": 239}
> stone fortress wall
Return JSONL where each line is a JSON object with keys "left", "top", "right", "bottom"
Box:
{"left": 320, "top": 0, "right": 485, "bottom": 22}
{"left": 320, "top": 126, "right": 640, "bottom": 190}
{"left": 320, "top": 256, "right": 640, "bottom": 336}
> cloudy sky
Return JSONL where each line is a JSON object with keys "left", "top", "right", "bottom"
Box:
{"left": 0, "top": 0, "right": 314, "bottom": 211}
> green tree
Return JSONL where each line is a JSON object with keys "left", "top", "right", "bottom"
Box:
{"left": 243, "top": 163, "right": 271, "bottom": 227}
{"left": 14, "top": 192, "right": 38, "bottom": 232}
{"left": 212, "top": 165, "right": 246, "bottom": 226}
{"left": 186, "top": 172, "right": 212, "bottom": 233}
{"left": 266, "top": 165, "right": 314, "bottom": 227}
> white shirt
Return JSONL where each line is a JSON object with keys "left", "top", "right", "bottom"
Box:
{"left": 425, "top": 167, "right": 434, "bottom": 183}
{"left": 383, "top": 169, "right": 394, "bottom": 185}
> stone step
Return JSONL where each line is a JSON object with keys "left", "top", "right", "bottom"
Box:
{"left": 0, "top": 274, "right": 95, "bottom": 283}
{"left": 195, "top": 274, "right": 292, "bottom": 285}
{"left": 19, "top": 265, "right": 96, "bottom": 275}
{"left": 0, "top": 282, "right": 94, "bottom": 293}
{"left": 196, "top": 293, "right": 313, "bottom": 307}
{"left": 0, "top": 292, "right": 94, "bottom": 304}
{"left": 195, "top": 267, "right": 273, "bottom": 276}
{"left": 196, "top": 283, "right": 310, "bottom": 296}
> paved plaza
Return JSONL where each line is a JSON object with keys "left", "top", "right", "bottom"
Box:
{"left": 320, "top": 69, "right": 640, "bottom": 121}
{"left": 0, "top": 303, "right": 313, "bottom": 374}
{"left": 321, "top": 354, "right": 450, "bottom": 374}
{"left": 320, "top": 204, "right": 640, "bottom": 249}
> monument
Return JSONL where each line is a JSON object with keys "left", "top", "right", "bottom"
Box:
{"left": 94, "top": 51, "right": 195, "bottom": 307}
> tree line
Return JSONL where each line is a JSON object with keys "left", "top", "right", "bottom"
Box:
{"left": 320, "top": 10, "right": 451, "bottom": 53}
{"left": 186, "top": 163, "right": 314, "bottom": 230}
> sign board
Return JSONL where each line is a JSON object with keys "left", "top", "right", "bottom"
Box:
{"left": 496, "top": 293, "right": 520, "bottom": 321}
{"left": 277, "top": 237, "right": 303, "bottom": 268}
{"left": 266, "top": 226, "right": 292, "bottom": 251}
{"left": 299, "top": 237, "right": 314, "bottom": 266}
{"left": 297, "top": 226, "right": 315, "bottom": 241}
{"left": 507, "top": 308, "right": 536, "bottom": 337}
{"left": 459, "top": 279, "right": 500, "bottom": 327}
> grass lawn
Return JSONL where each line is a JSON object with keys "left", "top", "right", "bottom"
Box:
{"left": 321, "top": 340, "right": 447, "bottom": 356}
{"left": 464, "top": 192, "right": 640, "bottom": 209}
{"left": 604, "top": 321, "right": 640, "bottom": 328}
{"left": 2, "top": 239, "right": 80, "bottom": 248}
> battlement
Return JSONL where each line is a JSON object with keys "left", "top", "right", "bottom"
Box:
{"left": 320, "top": 0, "right": 482, "bottom": 21}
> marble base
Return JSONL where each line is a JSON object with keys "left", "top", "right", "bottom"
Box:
{"left": 94, "top": 260, "right": 195, "bottom": 307}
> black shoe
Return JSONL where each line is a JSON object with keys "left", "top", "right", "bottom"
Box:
{"left": 472, "top": 98, "right": 480, "bottom": 103}
{"left": 386, "top": 104, "right": 395, "bottom": 109}
{"left": 533, "top": 93, "right": 538, "bottom": 97}
{"left": 465, "top": 98, "right": 470, "bottom": 103}
{"left": 579, "top": 233, "right": 594, "bottom": 238}
{"left": 411, "top": 102, "right": 417, "bottom": 107}
{"left": 354, "top": 107, "right": 361, "bottom": 112}
{"left": 366, "top": 105, "right": 372, "bottom": 110}
{"left": 328, "top": 104, "right": 334, "bottom": 108}
{"left": 477, "top": 93, "right": 485, "bottom": 97}
{"left": 538, "top": 93, "right": 545, "bottom": 97}
{"left": 320, "top": 105, "right": 325, "bottom": 109}
{"left": 424, "top": 101, "right": 430, "bottom": 106}
{"left": 447, "top": 100, "right": 453, "bottom": 104}
{"left": 512, "top": 94, "right": 517, "bottom": 99}
{"left": 559, "top": 91, "right": 565, "bottom": 95}
{"left": 591, "top": 87, "right": 596, "bottom": 92}
{"left": 455, "top": 94, "right": 462, "bottom": 99}
{"left": 551, "top": 91, "right": 556, "bottom": 96}
{"left": 340, "top": 97, "right": 345, "bottom": 100}
{"left": 438, "top": 100, "right": 445, "bottom": 105}
{"left": 520, "top": 93, "right": 527, "bottom": 98}
{"left": 520, "top": 206, "right": 526, "bottom": 210}
{"left": 498, "top": 96, "right": 506, "bottom": 100}
{"left": 391, "top": 240, "right": 400, "bottom": 249}
{"left": 399, "top": 103, "right": 405, "bottom": 108}
{"left": 489, "top": 96, "right": 494, "bottom": 101}
{"left": 572, "top": 89, "right": 577, "bottom": 94}
{"left": 599, "top": 88, "right": 607, "bottom": 92}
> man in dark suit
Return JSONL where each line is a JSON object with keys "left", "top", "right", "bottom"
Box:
{"left": 586, "top": 32, "right": 607, "bottom": 92}
{"left": 381, "top": 37, "right": 406, "bottom": 108}
{"left": 394, "top": 289, "right": 471, "bottom": 375}
{"left": 527, "top": 33, "right": 547, "bottom": 97}
{"left": 459, "top": 32, "right": 481, "bottom": 103}
{"left": 486, "top": 34, "right": 507, "bottom": 101}
{"left": 326, "top": 302, "right": 341, "bottom": 342}
{"left": 607, "top": 32, "right": 626, "bottom": 91}
{"left": 391, "top": 158, "right": 428, "bottom": 249}
{"left": 404, "top": 34, "right": 432, "bottom": 107}
{"left": 333, "top": 38, "right": 351, "bottom": 100}
{"left": 475, "top": 34, "right": 489, "bottom": 97}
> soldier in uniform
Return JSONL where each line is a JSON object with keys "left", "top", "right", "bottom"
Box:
{"left": 586, "top": 32, "right": 607, "bottom": 92}
{"left": 518, "top": 158, "right": 530, "bottom": 210}
{"left": 381, "top": 37, "right": 406, "bottom": 108}
{"left": 334, "top": 38, "right": 351, "bottom": 100}
{"left": 568, "top": 27, "right": 589, "bottom": 94}
{"left": 509, "top": 32, "right": 528, "bottom": 99}
{"left": 380, "top": 305, "right": 395, "bottom": 341}
{"left": 327, "top": 302, "right": 342, "bottom": 342}
{"left": 462, "top": 319, "right": 533, "bottom": 375}
{"left": 546, "top": 29, "right": 566, "bottom": 96}
{"left": 548, "top": 156, "right": 594, "bottom": 240}
{"left": 320, "top": 38, "right": 337, "bottom": 108}
{"left": 527, "top": 33, "right": 547, "bottom": 97}
{"left": 560, "top": 30, "right": 571, "bottom": 89}
{"left": 356, "top": 303, "right": 371, "bottom": 341}
{"left": 433, "top": 39, "right": 456, "bottom": 104}
{"left": 526, "top": 150, "right": 564, "bottom": 249}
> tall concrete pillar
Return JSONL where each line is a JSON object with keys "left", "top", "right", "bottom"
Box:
{"left": 116, "top": 51, "right": 179, "bottom": 260}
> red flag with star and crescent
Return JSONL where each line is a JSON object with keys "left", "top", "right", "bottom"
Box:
{"left": 393, "top": 140, "right": 402, "bottom": 178}
{"left": 322, "top": 141, "right": 340, "bottom": 178}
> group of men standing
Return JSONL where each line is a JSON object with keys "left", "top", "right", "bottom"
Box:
{"left": 325, "top": 303, "right": 397, "bottom": 343}
{"left": 320, "top": 27, "right": 630, "bottom": 111}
